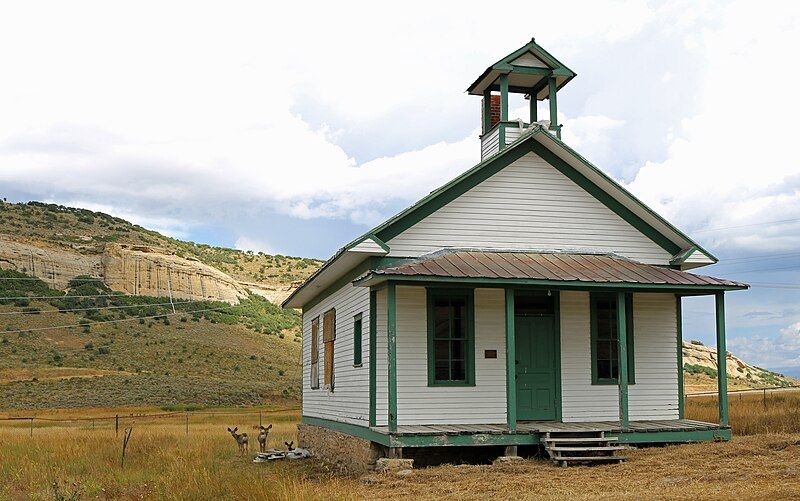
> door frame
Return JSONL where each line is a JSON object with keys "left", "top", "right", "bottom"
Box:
{"left": 513, "top": 290, "right": 562, "bottom": 422}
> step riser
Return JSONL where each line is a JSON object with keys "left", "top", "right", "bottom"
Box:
{"left": 543, "top": 431, "right": 628, "bottom": 466}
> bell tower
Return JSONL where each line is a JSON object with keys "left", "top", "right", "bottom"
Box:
{"left": 467, "top": 38, "right": 576, "bottom": 160}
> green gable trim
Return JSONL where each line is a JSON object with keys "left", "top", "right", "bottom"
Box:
{"left": 530, "top": 141, "right": 681, "bottom": 256}
{"left": 374, "top": 139, "right": 532, "bottom": 243}
{"left": 538, "top": 135, "right": 718, "bottom": 263}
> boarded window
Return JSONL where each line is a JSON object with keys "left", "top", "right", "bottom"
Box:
{"left": 353, "top": 313, "right": 363, "bottom": 366}
{"left": 310, "top": 317, "right": 319, "bottom": 389}
{"left": 590, "top": 293, "right": 635, "bottom": 385}
{"left": 323, "top": 309, "right": 336, "bottom": 389}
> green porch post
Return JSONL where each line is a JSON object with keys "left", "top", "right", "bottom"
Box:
{"left": 715, "top": 292, "right": 729, "bottom": 427}
{"left": 369, "top": 290, "right": 377, "bottom": 427}
{"left": 387, "top": 282, "right": 398, "bottom": 432}
{"left": 529, "top": 92, "right": 538, "bottom": 123}
{"left": 505, "top": 288, "right": 516, "bottom": 432}
{"left": 482, "top": 88, "right": 492, "bottom": 134}
{"left": 676, "top": 295, "right": 685, "bottom": 419}
{"left": 499, "top": 74, "right": 509, "bottom": 150}
{"left": 548, "top": 76, "right": 559, "bottom": 139}
{"left": 617, "top": 291, "right": 629, "bottom": 429}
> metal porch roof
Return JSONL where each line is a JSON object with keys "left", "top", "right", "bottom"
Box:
{"left": 358, "top": 251, "right": 748, "bottom": 290}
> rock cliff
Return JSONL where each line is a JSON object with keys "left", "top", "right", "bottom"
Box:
{"left": 0, "top": 235, "right": 246, "bottom": 303}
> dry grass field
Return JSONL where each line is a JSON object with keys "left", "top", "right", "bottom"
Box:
{"left": 1, "top": 394, "right": 800, "bottom": 500}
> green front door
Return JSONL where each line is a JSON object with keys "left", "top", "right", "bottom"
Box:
{"left": 515, "top": 315, "right": 557, "bottom": 421}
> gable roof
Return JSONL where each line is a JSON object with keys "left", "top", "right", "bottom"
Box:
{"left": 283, "top": 126, "right": 717, "bottom": 308}
{"left": 466, "top": 39, "right": 577, "bottom": 100}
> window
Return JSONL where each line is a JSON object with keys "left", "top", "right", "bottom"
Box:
{"left": 353, "top": 313, "right": 363, "bottom": 367}
{"left": 590, "top": 293, "right": 635, "bottom": 385}
{"left": 426, "top": 289, "right": 475, "bottom": 386}
{"left": 310, "top": 316, "right": 319, "bottom": 389}
{"left": 323, "top": 309, "right": 336, "bottom": 389}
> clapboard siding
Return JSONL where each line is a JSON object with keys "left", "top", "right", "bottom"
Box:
{"left": 559, "top": 291, "right": 679, "bottom": 422}
{"left": 481, "top": 126, "right": 500, "bottom": 160}
{"left": 560, "top": 291, "right": 619, "bottom": 421}
{"left": 301, "top": 281, "right": 371, "bottom": 425}
{"left": 387, "top": 151, "right": 672, "bottom": 265}
{"left": 628, "top": 293, "right": 679, "bottom": 420}
{"left": 394, "top": 286, "right": 507, "bottom": 425}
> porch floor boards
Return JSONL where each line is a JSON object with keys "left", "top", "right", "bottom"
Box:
{"left": 371, "top": 419, "right": 722, "bottom": 437}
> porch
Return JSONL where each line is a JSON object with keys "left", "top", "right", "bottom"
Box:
{"left": 370, "top": 419, "right": 729, "bottom": 448}
{"left": 355, "top": 250, "right": 748, "bottom": 439}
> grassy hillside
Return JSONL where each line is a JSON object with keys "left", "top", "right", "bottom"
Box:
{"left": 0, "top": 201, "right": 324, "bottom": 286}
{"left": 0, "top": 270, "right": 302, "bottom": 409}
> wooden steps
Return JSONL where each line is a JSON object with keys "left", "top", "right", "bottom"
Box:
{"left": 542, "top": 431, "right": 629, "bottom": 467}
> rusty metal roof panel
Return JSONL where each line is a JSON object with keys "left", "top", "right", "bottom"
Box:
{"left": 371, "top": 250, "right": 748, "bottom": 289}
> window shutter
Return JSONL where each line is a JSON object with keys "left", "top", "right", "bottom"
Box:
{"left": 323, "top": 309, "right": 336, "bottom": 388}
{"left": 310, "top": 317, "right": 319, "bottom": 389}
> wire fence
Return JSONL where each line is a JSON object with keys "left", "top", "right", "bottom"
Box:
{"left": 686, "top": 384, "right": 800, "bottom": 398}
{"left": 0, "top": 407, "right": 301, "bottom": 436}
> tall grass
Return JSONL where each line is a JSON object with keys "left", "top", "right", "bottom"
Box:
{"left": 686, "top": 390, "right": 800, "bottom": 435}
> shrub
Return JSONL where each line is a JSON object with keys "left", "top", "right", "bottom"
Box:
{"left": 97, "top": 346, "right": 110, "bottom": 355}
{"left": 84, "top": 342, "right": 94, "bottom": 350}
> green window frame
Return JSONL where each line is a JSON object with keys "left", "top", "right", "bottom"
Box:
{"left": 353, "top": 313, "right": 363, "bottom": 367}
{"left": 590, "top": 292, "right": 635, "bottom": 385}
{"left": 426, "top": 288, "right": 475, "bottom": 387}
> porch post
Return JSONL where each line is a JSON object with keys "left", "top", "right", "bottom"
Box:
{"left": 548, "top": 76, "right": 560, "bottom": 139}
{"left": 676, "top": 295, "right": 685, "bottom": 419}
{"left": 369, "top": 290, "right": 377, "bottom": 427}
{"left": 505, "top": 288, "right": 516, "bottom": 432}
{"left": 499, "top": 74, "right": 509, "bottom": 150}
{"left": 387, "top": 282, "right": 398, "bottom": 432}
{"left": 715, "top": 292, "right": 729, "bottom": 427}
{"left": 616, "top": 291, "right": 629, "bottom": 429}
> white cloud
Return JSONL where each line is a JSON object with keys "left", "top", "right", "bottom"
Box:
{"left": 0, "top": 0, "right": 657, "bottom": 231}
{"left": 625, "top": 1, "right": 800, "bottom": 252}
{"left": 729, "top": 321, "right": 800, "bottom": 369}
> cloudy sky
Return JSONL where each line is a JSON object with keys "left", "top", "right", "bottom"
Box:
{"left": 1, "top": 1, "right": 798, "bottom": 373}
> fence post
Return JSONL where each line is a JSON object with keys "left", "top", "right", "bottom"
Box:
{"left": 763, "top": 388, "right": 767, "bottom": 410}
{"left": 116, "top": 415, "right": 119, "bottom": 436}
{"left": 185, "top": 411, "right": 188, "bottom": 436}
{"left": 30, "top": 418, "right": 33, "bottom": 437}
{"left": 259, "top": 410, "right": 262, "bottom": 427}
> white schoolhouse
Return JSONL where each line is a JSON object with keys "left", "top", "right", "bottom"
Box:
{"left": 284, "top": 39, "right": 747, "bottom": 466}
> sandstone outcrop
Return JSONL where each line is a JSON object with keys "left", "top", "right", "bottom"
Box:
{"left": 683, "top": 340, "right": 787, "bottom": 384}
{"left": 0, "top": 235, "right": 246, "bottom": 304}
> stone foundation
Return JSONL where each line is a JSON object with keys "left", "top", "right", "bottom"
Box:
{"left": 297, "top": 423, "right": 384, "bottom": 474}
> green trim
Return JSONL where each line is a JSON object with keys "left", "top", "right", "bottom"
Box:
{"left": 466, "top": 38, "right": 577, "bottom": 96}
{"left": 353, "top": 313, "right": 363, "bottom": 367}
{"left": 548, "top": 76, "right": 558, "bottom": 138}
{"left": 374, "top": 138, "right": 531, "bottom": 243}
{"left": 498, "top": 123, "right": 506, "bottom": 151}
{"left": 426, "top": 288, "right": 476, "bottom": 387}
{"left": 357, "top": 274, "right": 745, "bottom": 294}
{"left": 303, "top": 259, "right": 372, "bottom": 311}
{"left": 617, "top": 291, "right": 630, "bottom": 429}
{"left": 676, "top": 295, "right": 684, "bottom": 419}
{"left": 553, "top": 291, "right": 563, "bottom": 421}
{"left": 613, "top": 428, "right": 731, "bottom": 444}
{"left": 504, "top": 288, "right": 516, "bottom": 431}
{"left": 715, "top": 292, "right": 729, "bottom": 427}
{"left": 530, "top": 141, "right": 681, "bottom": 256}
{"left": 536, "top": 134, "right": 718, "bottom": 262}
{"left": 289, "top": 124, "right": 722, "bottom": 309}
{"left": 388, "top": 432, "right": 540, "bottom": 448}
{"left": 387, "top": 282, "right": 398, "bottom": 432}
{"left": 482, "top": 89, "right": 492, "bottom": 134}
{"left": 369, "top": 291, "right": 377, "bottom": 427}
{"left": 302, "top": 415, "right": 730, "bottom": 448}
{"left": 670, "top": 245, "right": 699, "bottom": 265}
{"left": 367, "top": 234, "right": 390, "bottom": 253}
{"left": 301, "top": 415, "right": 389, "bottom": 446}
{"left": 530, "top": 92, "right": 537, "bottom": 122}
{"left": 590, "top": 292, "right": 635, "bottom": 386}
